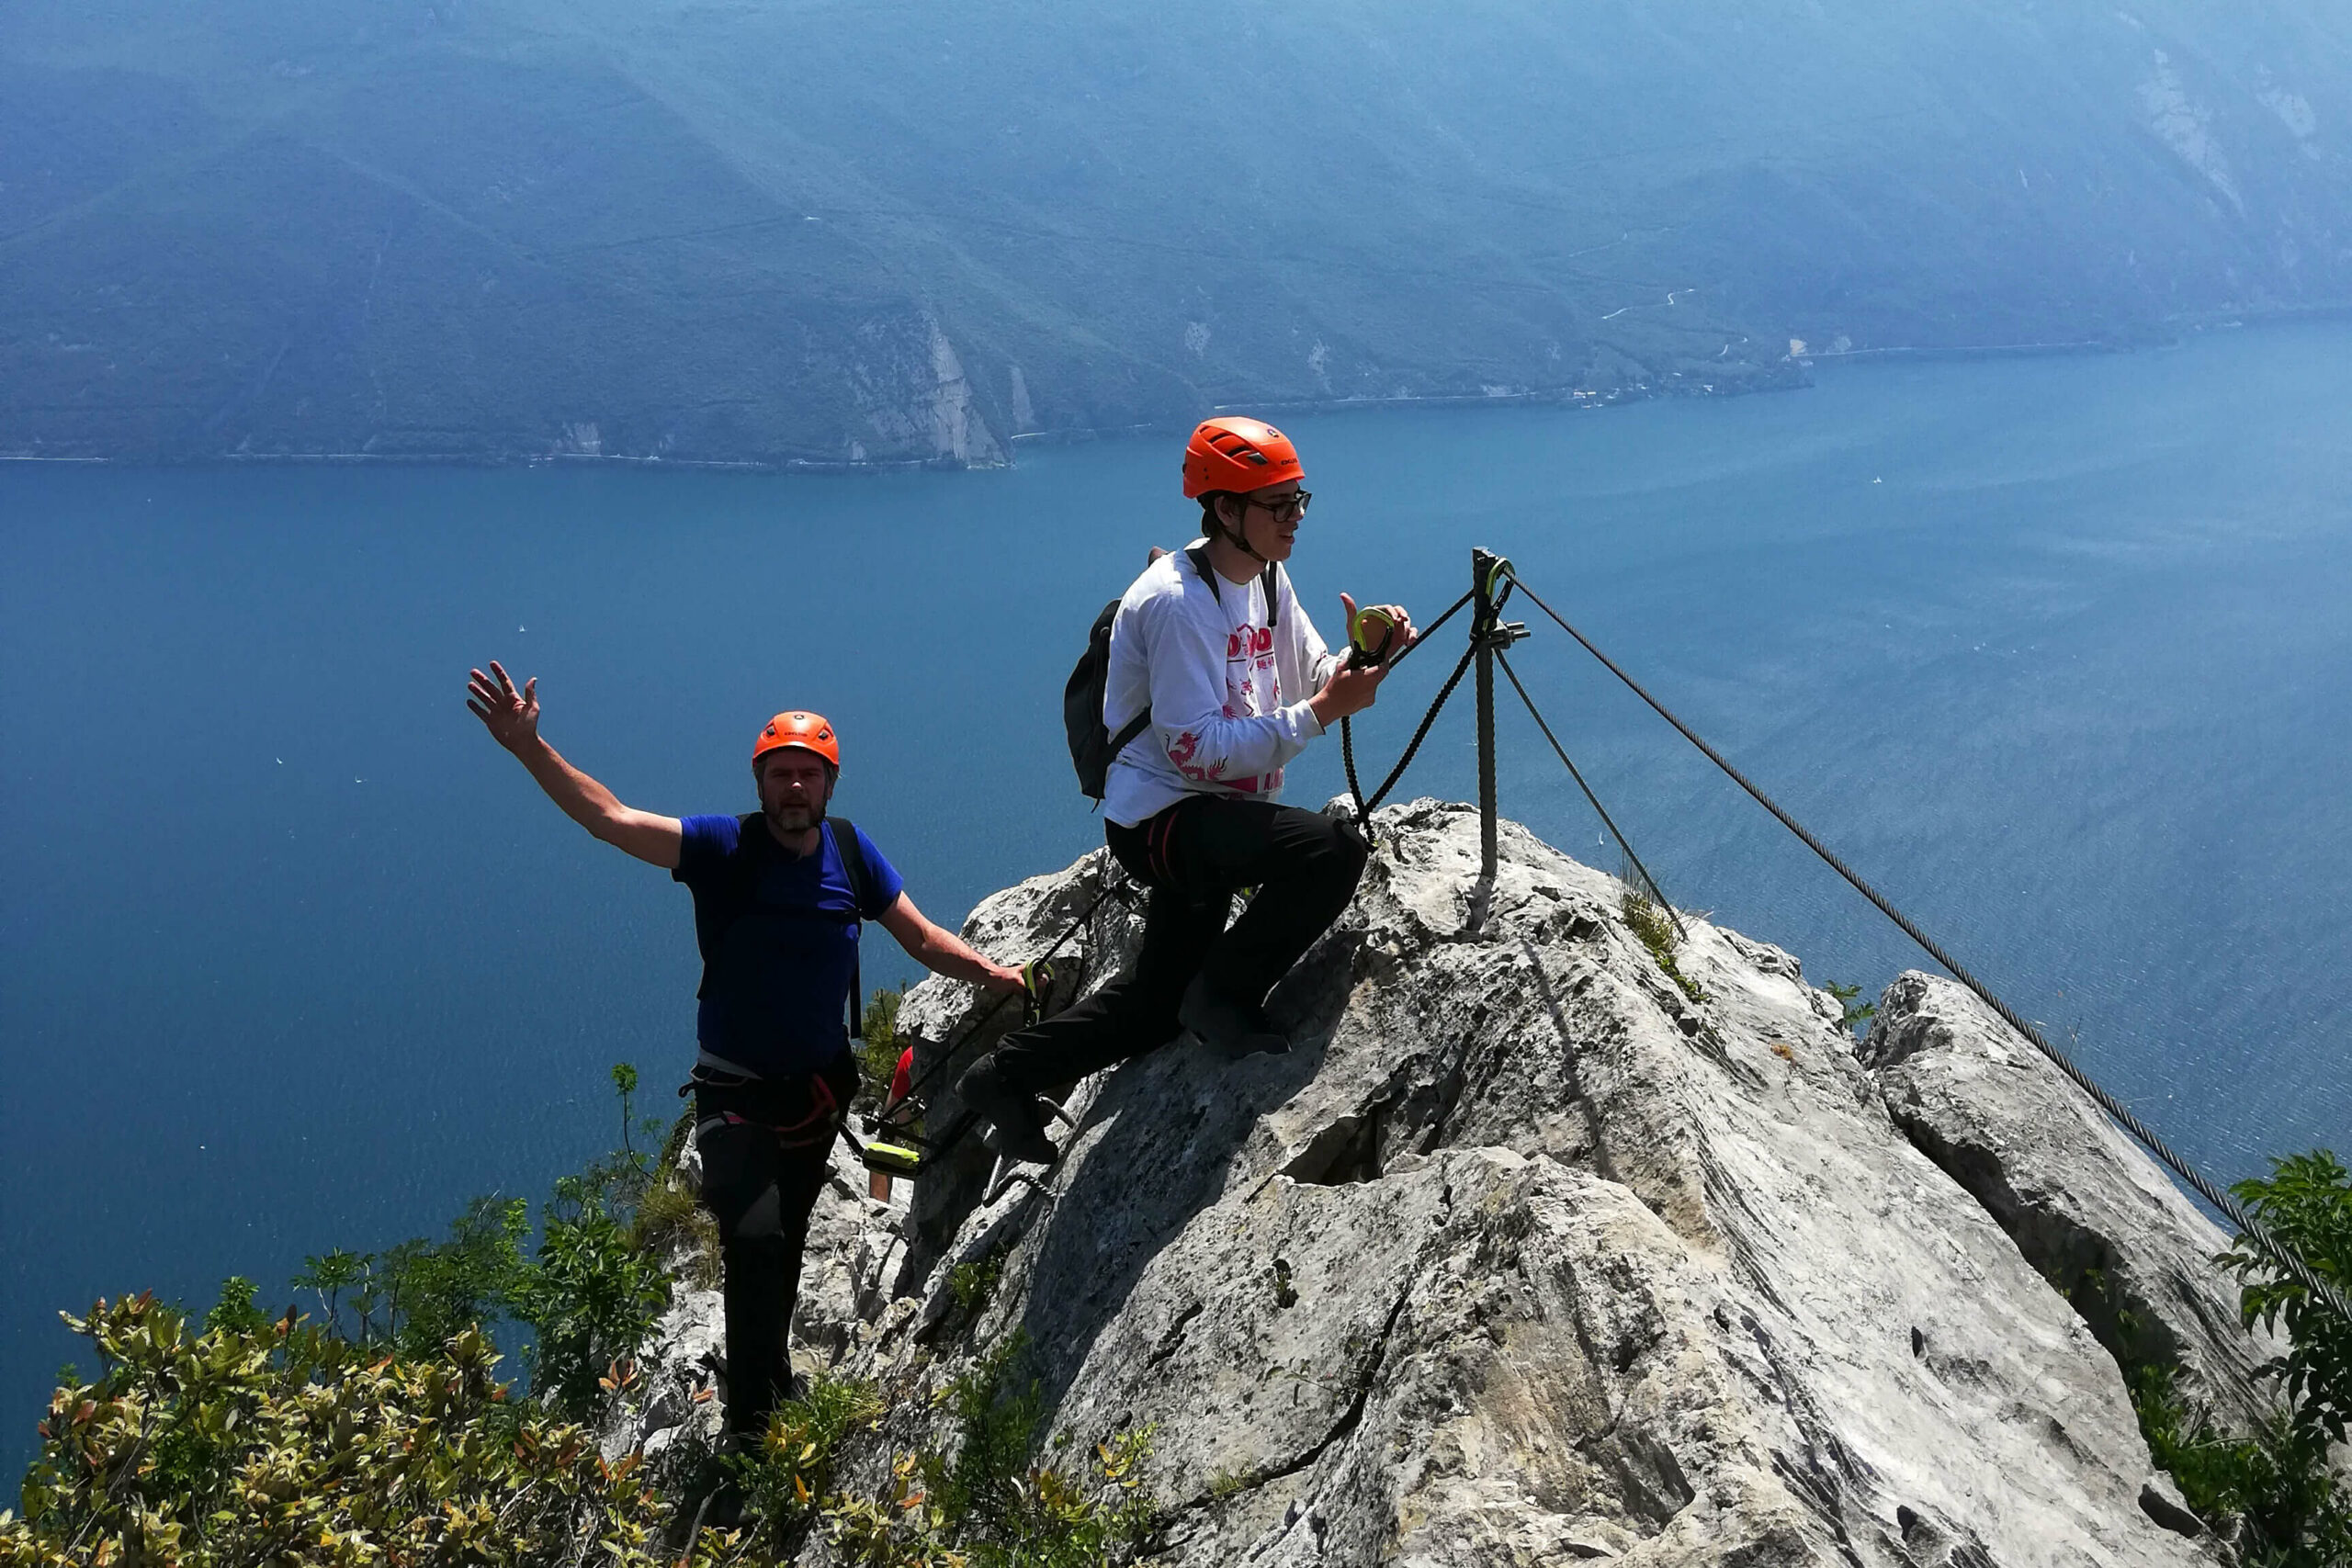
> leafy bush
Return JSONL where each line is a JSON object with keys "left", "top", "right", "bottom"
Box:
{"left": 6, "top": 1062, "right": 688, "bottom": 1566}
{"left": 721, "top": 1374, "right": 888, "bottom": 1556}
{"left": 3, "top": 1057, "right": 1170, "bottom": 1566}
{"left": 948, "top": 1252, "right": 1006, "bottom": 1323}
{"left": 2133, "top": 1364, "right": 2351, "bottom": 1565}
{"left": 858, "top": 986, "right": 908, "bottom": 1111}
{"left": 1825, "top": 981, "right": 1877, "bottom": 1033}
{"left": 800, "top": 1338, "right": 1157, "bottom": 1568}
{"left": 510, "top": 1168, "right": 673, "bottom": 1419}
{"left": 0, "top": 1291, "right": 707, "bottom": 1568}
{"left": 2225, "top": 1153, "right": 2352, "bottom": 1449}
{"left": 2120, "top": 1149, "right": 2352, "bottom": 1565}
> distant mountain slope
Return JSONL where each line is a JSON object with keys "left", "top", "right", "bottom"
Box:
{"left": 3, "top": 0, "right": 2347, "bottom": 466}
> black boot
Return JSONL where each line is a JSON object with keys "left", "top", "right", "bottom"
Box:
{"left": 1179, "top": 974, "right": 1289, "bottom": 1059}
{"left": 955, "top": 1055, "right": 1059, "bottom": 1165}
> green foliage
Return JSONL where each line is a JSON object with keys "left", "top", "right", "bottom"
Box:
{"left": 1825, "top": 982, "right": 1878, "bottom": 1032}
{"left": 859, "top": 986, "right": 909, "bottom": 1111}
{"left": 948, "top": 1253, "right": 1006, "bottom": 1321}
{"left": 631, "top": 1113, "right": 722, "bottom": 1290}
{"left": 2225, "top": 1153, "right": 2352, "bottom": 1449}
{"left": 925, "top": 1336, "right": 1047, "bottom": 1535}
{"left": 724, "top": 1374, "right": 888, "bottom": 1556}
{"left": 0, "top": 1054, "right": 1173, "bottom": 1566}
{"left": 1619, "top": 874, "right": 1702, "bottom": 1005}
{"left": 0, "top": 1292, "right": 712, "bottom": 1568}
{"left": 2132, "top": 1362, "right": 2352, "bottom": 1565}
{"left": 2106, "top": 1150, "right": 2352, "bottom": 1564}
{"left": 653, "top": 1348, "right": 1156, "bottom": 1567}
{"left": 509, "top": 1171, "right": 672, "bottom": 1420}
{"left": 289, "top": 1196, "right": 531, "bottom": 1358}
{"left": 802, "top": 1340, "right": 1157, "bottom": 1568}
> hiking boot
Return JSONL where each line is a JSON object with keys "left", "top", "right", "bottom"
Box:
{"left": 1179, "top": 975, "right": 1290, "bottom": 1059}
{"left": 955, "top": 1055, "right": 1059, "bottom": 1165}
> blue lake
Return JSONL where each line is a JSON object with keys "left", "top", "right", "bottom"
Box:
{"left": 6, "top": 322, "right": 2351, "bottom": 1476}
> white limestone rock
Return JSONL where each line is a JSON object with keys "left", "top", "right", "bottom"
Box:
{"left": 1861, "top": 970, "right": 2284, "bottom": 1436}
{"left": 642, "top": 799, "right": 2266, "bottom": 1563}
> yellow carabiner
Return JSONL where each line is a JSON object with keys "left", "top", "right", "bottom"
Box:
{"left": 1480, "top": 555, "right": 1515, "bottom": 601}
{"left": 1349, "top": 604, "right": 1399, "bottom": 666}
{"left": 1022, "top": 956, "right": 1056, "bottom": 999}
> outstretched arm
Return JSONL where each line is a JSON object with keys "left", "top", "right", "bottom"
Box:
{"left": 466, "top": 661, "right": 684, "bottom": 869}
{"left": 875, "top": 894, "right": 1026, "bottom": 994}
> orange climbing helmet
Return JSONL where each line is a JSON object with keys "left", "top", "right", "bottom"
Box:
{"left": 752, "top": 710, "right": 841, "bottom": 770}
{"left": 1182, "top": 416, "right": 1305, "bottom": 499}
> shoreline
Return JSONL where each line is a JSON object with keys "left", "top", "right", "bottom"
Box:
{"left": 7, "top": 305, "right": 2347, "bottom": 477}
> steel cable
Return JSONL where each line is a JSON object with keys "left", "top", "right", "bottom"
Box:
{"left": 1344, "top": 640, "right": 1480, "bottom": 826}
{"left": 1501, "top": 570, "right": 2352, "bottom": 1326}
{"left": 1340, "top": 589, "right": 1480, "bottom": 823}
{"left": 1495, "top": 648, "right": 1685, "bottom": 941}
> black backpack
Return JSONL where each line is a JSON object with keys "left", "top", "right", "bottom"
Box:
{"left": 1065, "top": 542, "right": 1278, "bottom": 801}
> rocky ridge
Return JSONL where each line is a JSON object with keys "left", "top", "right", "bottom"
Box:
{"left": 619, "top": 799, "right": 2279, "bottom": 1564}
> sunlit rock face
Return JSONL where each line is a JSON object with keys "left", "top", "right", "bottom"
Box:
{"left": 628, "top": 799, "right": 2257, "bottom": 1563}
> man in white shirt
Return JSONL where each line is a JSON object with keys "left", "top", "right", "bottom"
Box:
{"left": 958, "top": 416, "right": 1414, "bottom": 1162}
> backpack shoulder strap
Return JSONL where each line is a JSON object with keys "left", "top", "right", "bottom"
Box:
{"left": 1182, "top": 538, "right": 1223, "bottom": 605}
{"left": 826, "top": 816, "right": 874, "bottom": 1043}
{"left": 1185, "top": 538, "right": 1281, "bottom": 629}
{"left": 825, "top": 818, "right": 879, "bottom": 918}
{"left": 1108, "top": 708, "right": 1152, "bottom": 757}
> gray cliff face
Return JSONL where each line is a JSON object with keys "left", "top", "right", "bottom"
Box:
{"left": 618, "top": 800, "right": 2274, "bottom": 1562}
{"left": 1861, "top": 973, "right": 2283, "bottom": 1438}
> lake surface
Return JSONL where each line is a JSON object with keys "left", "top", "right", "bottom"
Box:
{"left": 6, "top": 322, "right": 2351, "bottom": 1476}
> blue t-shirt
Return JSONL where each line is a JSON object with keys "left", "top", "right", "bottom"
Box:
{"left": 671, "top": 816, "right": 905, "bottom": 1077}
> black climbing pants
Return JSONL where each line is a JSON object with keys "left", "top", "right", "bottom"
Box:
{"left": 693, "top": 1052, "right": 858, "bottom": 1438}
{"left": 986, "top": 797, "right": 1367, "bottom": 1095}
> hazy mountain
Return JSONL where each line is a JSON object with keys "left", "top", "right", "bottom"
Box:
{"left": 4, "top": 0, "right": 2347, "bottom": 467}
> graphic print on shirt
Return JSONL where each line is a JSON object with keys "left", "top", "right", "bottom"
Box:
{"left": 1167, "top": 592, "right": 1283, "bottom": 795}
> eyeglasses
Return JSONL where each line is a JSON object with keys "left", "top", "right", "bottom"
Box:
{"left": 1243, "top": 491, "right": 1312, "bottom": 521}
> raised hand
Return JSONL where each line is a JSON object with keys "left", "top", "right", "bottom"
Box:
{"left": 466, "top": 660, "right": 540, "bottom": 753}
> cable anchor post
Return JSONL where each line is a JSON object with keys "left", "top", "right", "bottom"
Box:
{"left": 1470, "top": 547, "right": 1512, "bottom": 893}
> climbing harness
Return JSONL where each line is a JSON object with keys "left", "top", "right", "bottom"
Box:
{"left": 684, "top": 1066, "right": 846, "bottom": 1151}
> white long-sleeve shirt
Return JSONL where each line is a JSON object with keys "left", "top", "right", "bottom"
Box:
{"left": 1101, "top": 547, "right": 1342, "bottom": 828}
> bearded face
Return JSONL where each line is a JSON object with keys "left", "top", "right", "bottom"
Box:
{"left": 756, "top": 750, "right": 835, "bottom": 839}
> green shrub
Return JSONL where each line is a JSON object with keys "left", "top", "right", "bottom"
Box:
{"left": 799, "top": 1338, "right": 1157, "bottom": 1568}
{"left": 949, "top": 1252, "right": 1006, "bottom": 1322}
{"left": 510, "top": 1171, "right": 673, "bottom": 1420}
{"left": 1825, "top": 982, "right": 1877, "bottom": 1032}
{"left": 859, "top": 987, "right": 908, "bottom": 1110}
{"left": 0, "top": 1292, "right": 709, "bottom": 1568}
{"left": 2225, "top": 1152, "right": 2352, "bottom": 1449}
{"left": 629, "top": 1108, "right": 720, "bottom": 1287}
{"left": 1619, "top": 874, "right": 1701, "bottom": 1004}
{"left": 2113, "top": 1149, "right": 2352, "bottom": 1565}
{"left": 724, "top": 1374, "right": 888, "bottom": 1555}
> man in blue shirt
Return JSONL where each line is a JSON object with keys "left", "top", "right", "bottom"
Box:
{"left": 467, "top": 663, "right": 1022, "bottom": 1442}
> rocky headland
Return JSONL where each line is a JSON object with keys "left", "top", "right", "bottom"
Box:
{"left": 616, "top": 798, "right": 2283, "bottom": 1565}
